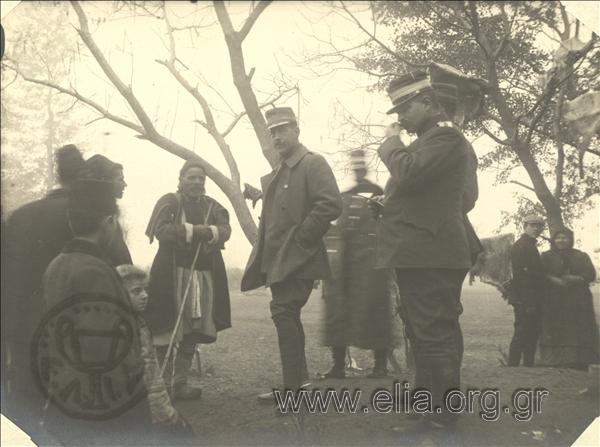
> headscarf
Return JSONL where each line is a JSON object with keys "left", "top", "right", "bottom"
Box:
{"left": 550, "top": 227, "right": 574, "bottom": 251}
{"left": 544, "top": 227, "right": 575, "bottom": 276}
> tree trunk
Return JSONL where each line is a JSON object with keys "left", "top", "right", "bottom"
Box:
{"left": 515, "top": 141, "right": 565, "bottom": 234}
{"left": 45, "top": 89, "right": 55, "bottom": 192}
{"left": 213, "top": 2, "right": 279, "bottom": 169}
{"left": 225, "top": 184, "right": 259, "bottom": 244}
{"left": 486, "top": 61, "right": 565, "bottom": 235}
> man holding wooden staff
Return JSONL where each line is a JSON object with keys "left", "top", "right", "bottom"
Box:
{"left": 145, "top": 160, "right": 232, "bottom": 401}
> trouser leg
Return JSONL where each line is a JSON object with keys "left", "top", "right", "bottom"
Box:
{"left": 270, "top": 279, "right": 313, "bottom": 391}
{"left": 297, "top": 311, "right": 309, "bottom": 383}
{"left": 155, "top": 335, "right": 197, "bottom": 390}
{"left": 523, "top": 309, "right": 542, "bottom": 367}
{"left": 174, "top": 336, "right": 197, "bottom": 388}
{"left": 395, "top": 268, "right": 466, "bottom": 424}
{"left": 331, "top": 346, "right": 346, "bottom": 372}
{"left": 373, "top": 349, "right": 389, "bottom": 372}
{"left": 508, "top": 304, "right": 526, "bottom": 366}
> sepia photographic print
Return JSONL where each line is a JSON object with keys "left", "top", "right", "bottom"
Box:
{"left": 1, "top": 1, "right": 599, "bottom": 446}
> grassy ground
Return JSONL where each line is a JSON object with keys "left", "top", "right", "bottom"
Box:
{"left": 177, "top": 282, "right": 600, "bottom": 446}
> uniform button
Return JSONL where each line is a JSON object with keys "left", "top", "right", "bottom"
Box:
{"left": 283, "top": 184, "right": 288, "bottom": 189}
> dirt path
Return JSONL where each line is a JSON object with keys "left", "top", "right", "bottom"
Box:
{"left": 176, "top": 284, "right": 600, "bottom": 446}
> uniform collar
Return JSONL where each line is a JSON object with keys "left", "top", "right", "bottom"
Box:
{"left": 281, "top": 144, "right": 308, "bottom": 168}
{"left": 416, "top": 114, "right": 449, "bottom": 136}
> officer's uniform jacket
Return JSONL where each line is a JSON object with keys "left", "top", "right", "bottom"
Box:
{"left": 375, "top": 118, "right": 472, "bottom": 270}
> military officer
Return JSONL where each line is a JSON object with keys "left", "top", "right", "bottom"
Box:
{"left": 376, "top": 71, "right": 474, "bottom": 429}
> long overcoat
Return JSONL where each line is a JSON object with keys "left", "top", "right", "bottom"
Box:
{"left": 241, "top": 145, "right": 343, "bottom": 291}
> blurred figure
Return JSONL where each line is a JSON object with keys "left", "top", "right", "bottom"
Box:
{"left": 508, "top": 214, "right": 546, "bottom": 367}
{"left": 321, "top": 149, "right": 397, "bottom": 379}
{"left": 83, "top": 154, "right": 132, "bottom": 266}
{"left": 2, "top": 144, "right": 85, "bottom": 436}
{"left": 116, "top": 265, "right": 195, "bottom": 441}
{"left": 539, "top": 229, "right": 599, "bottom": 369}
{"left": 41, "top": 179, "right": 153, "bottom": 446}
{"left": 145, "top": 160, "right": 231, "bottom": 401}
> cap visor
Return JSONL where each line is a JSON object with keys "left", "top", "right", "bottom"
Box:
{"left": 267, "top": 120, "right": 295, "bottom": 130}
{"left": 386, "top": 94, "right": 416, "bottom": 114}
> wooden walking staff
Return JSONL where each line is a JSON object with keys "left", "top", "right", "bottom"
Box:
{"left": 160, "top": 201, "right": 214, "bottom": 377}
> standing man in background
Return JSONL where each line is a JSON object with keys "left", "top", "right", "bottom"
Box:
{"left": 83, "top": 154, "right": 133, "bottom": 266}
{"left": 508, "top": 214, "right": 546, "bottom": 367}
{"left": 2, "top": 144, "right": 85, "bottom": 437}
{"left": 241, "top": 107, "right": 342, "bottom": 402}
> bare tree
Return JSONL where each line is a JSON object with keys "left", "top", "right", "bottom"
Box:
{"left": 3, "top": 0, "right": 297, "bottom": 245}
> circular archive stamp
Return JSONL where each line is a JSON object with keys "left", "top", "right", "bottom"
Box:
{"left": 31, "top": 293, "right": 147, "bottom": 421}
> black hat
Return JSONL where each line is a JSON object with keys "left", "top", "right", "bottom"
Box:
{"left": 56, "top": 144, "right": 85, "bottom": 185}
{"left": 69, "top": 179, "right": 117, "bottom": 216}
{"left": 84, "top": 154, "right": 123, "bottom": 181}
{"left": 386, "top": 71, "right": 433, "bottom": 114}
{"left": 432, "top": 82, "right": 459, "bottom": 105}
{"left": 265, "top": 107, "right": 297, "bottom": 130}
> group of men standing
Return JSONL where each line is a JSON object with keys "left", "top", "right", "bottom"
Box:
{"left": 1, "top": 68, "right": 481, "bottom": 444}
{"left": 241, "top": 70, "right": 482, "bottom": 429}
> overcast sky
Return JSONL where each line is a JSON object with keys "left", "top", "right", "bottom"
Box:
{"left": 1, "top": 1, "right": 598, "bottom": 270}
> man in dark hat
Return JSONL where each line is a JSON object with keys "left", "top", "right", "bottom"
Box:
{"left": 145, "top": 160, "right": 231, "bottom": 401}
{"left": 40, "top": 179, "right": 154, "bottom": 446}
{"left": 2, "top": 144, "right": 85, "bottom": 436}
{"left": 241, "top": 107, "right": 342, "bottom": 403}
{"left": 508, "top": 214, "right": 546, "bottom": 367}
{"left": 84, "top": 154, "right": 132, "bottom": 266}
{"left": 376, "top": 71, "right": 473, "bottom": 429}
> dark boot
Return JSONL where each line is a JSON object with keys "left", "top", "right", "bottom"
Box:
{"left": 320, "top": 346, "right": 346, "bottom": 379}
{"left": 428, "top": 359, "right": 461, "bottom": 427}
{"left": 172, "top": 341, "right": 202, "bottom": 401}
{"left": 508, "top": 342, "right": 522, "bottom": 366}
{"left": 368, "top": 349, "right": 389, "bottom": 378}
{"left": 523, "top": 349, "right": 535, "bottom": 367}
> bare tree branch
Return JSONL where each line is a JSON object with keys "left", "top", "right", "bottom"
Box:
{"left": 338, "top": 1, "right": 426, "bottom": 69}
{"left": 213, "top": 0, "right": 278, "bottom": 167}
{"left": 510, "top": 180, "right": 536, "bottom": 192}
{"left": 70, "top": 1, "right": 158, "bottom": 136}
{"left": 481, "top": 125, "right": 510, "bottom": 146}
{"left": 239, "top": 0, "right": 273, "bottom": 41}
{"left": 221, "top": 85, "right": 296, "bottom": 137}
{"left": 158, "top": 4, "right": 240, "bottom": 186}
{"left": 6, "top": 63, "right": 143, "bottom": 134}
